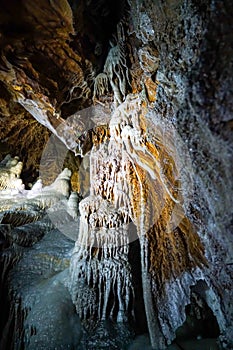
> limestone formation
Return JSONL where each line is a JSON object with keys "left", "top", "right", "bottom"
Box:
{"left": 104, "top": 23, "right": 130, "bottom": 106}
{"left": 0, "top": 160, "right": 78, "bottom": 226}
{"left": 0, "top": 155, "right": 24, "bottom": 192}
{"left": 0, "top": 1, "right": 232, "bottom": 350}
{"left": 93, "top": 73, "right": 109, "bottom": 101}
{"left": 69, "top": 93, "right": 211, "bottom": 348}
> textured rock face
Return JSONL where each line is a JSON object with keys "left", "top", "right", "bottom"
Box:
{"left": 131, "top": 1, "right": 233, "bottom": 347}
{"left": 0, "top": 0, "right": 232, "bottom": 349}
{"left": 69, "top": 94, "right": 208, "bottom": 348}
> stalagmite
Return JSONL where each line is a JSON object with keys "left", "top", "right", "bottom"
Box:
{"left": 0, "top": 155, "right": 24, "bottom": 192}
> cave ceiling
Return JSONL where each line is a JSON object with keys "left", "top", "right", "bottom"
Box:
{"left": 0, "top": 0, "right": 127, "bottom": 185}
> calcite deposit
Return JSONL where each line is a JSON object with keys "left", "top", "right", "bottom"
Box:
{"left": 0, "top": 0, "right": 232, "bottom": 349}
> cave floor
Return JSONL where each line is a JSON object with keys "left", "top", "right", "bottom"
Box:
{"left": 1, "top": 223, "right": 220, "bottom": 350}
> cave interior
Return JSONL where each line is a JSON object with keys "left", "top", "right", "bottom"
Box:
{"left": 0, "top": 0, "right": 232, "bottom": 349}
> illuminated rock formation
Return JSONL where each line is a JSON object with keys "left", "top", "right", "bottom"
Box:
{"left": 69, "top": 93, "right": 210, "bottom": 348}
{"left": 0, "top": 0, "right": 232, "bottom": 349}
{"left": 0, "top": 163, "right": 78, "bottom": 228}
{"left": 0, "top": 155, "right": 24, "bottom": 192}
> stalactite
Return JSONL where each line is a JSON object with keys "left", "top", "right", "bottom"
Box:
{"left": 69, "top": 92, "right": 209, "bottom": 349}
{"left": 103, "top": 23, "right": 130, "bottom": 106}
{"left": 69, "top": 157, "right": 135, "bottom": 325}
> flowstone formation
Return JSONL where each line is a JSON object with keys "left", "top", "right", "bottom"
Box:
{"left": 69, "top": 94, "right": 223, "bottom": 349}
{"left": 0, "top": 159, "right": 83, "bottom": 349}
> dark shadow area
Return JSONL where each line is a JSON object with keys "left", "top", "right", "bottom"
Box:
{"left": 176, "top": 280, "right": 220, "bottom": 342}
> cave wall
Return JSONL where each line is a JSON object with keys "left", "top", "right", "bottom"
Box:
{"left": 128, "top": 0, "right": 233, "bottom": 346}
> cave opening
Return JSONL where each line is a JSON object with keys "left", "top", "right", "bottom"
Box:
{"left": 175, "top": 280, "right": 220, "bottom": 347}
